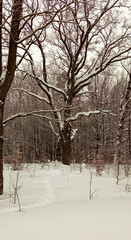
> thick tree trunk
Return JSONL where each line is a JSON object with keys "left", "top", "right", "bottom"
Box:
{"left": 61, "top": 137, "right": 72, "bottom": 165}
{"left": 61, "top": 121, "right": 72, "bottom": 165}
{"left": 0, "top": 0, "right": 23, "bottom": 195}
{"left": 0, "top": 103, "right": 4, "bottom": 194}
{"left": 0, "top": 0, "right": 2, "bottom": 76}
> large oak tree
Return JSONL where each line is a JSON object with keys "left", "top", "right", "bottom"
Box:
{"left": 17, "top": 0, "right": 130, "bottom": 165}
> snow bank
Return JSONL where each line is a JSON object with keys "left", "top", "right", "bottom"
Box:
{"left": 0, "top": 163, "right": 131, "bottom": 240}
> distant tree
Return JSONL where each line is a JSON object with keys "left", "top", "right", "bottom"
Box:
{"left": 4, "top": 74, "right": 56, "bottom": 163}
{"left": 115, "top": 70, "right": 131, "bottom": 183}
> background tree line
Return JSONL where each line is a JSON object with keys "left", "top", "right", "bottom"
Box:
{"left": 3, "top": 69, "right": 131, "bottom": 170}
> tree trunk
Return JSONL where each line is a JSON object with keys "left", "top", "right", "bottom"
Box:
{"left": 0, "top": 103, "right": 4, "bottom": 194}
{"left": 0, "top": 0, "right": 2, "bottom": 77}
{"left": 115, "top": 73, "right": 131, "bottom": 184}
{"left": 61, "top": 121, "right": 72, "bottom": 165}
{"left": 61, "top": 138, "right": 72, "bottom": 165}
{"left": 0, "top": 0, "right": 23, "bottom": 195}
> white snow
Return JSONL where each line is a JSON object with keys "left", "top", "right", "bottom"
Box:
{"left": 67, "top": 111, "right": 100, "bottom": 121}
{"left": 68, "top": 110, "right": 116, "bottom": 122}
{"left": 0, "top": 162, "right": 131, "bottom": 240}
{"left": 0, "top": 70, "right": 6, "bottom": 85}
{"left": 71, "top": 128, "right": 78, "bottom": 140}
{"left": 13, "top": 88, "right": 50, "bottom": 105}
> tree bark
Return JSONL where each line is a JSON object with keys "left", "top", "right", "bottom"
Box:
{"left": 62, "top": 141, "right": 71, "bottom": 165}
{"left": 61, "top": 138, "right": 72, "bottom": 165}
{"left": 0, "top": 0, "right": 2, "bottom": 76}
{"left": 0, "top": 0, "right": 23, "bottom": 195}
{"left": 0, "top": 102, "right": 3, "bottom": 194}
{"left": 61, "top": 121, "right": 72, "bottom": 165}
{"left": 115, "top": 73, "right": 131, "bottom": 184}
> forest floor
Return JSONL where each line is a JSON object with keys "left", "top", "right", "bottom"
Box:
{"left": 0, "top": 162, "right": 131, "bottom": 240}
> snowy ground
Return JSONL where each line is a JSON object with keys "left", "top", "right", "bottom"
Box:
{"left": 0, "top": 162, "right": 131, "bottom": 240}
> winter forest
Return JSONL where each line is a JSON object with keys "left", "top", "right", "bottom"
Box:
{"left": 0, "top": 1, "right": 131, "bottom": 239}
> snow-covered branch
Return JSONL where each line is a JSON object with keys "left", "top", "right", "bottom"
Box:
{"left": 39, "top": 80, "right": 67, "bottom": 100}
{"left": 0, "top": 70, "right": 6, "bottom": 86}
{"left": 24, "top": 71, "right": 67, "bottom": 100}
{"left": 3, "top": 108, "right": 65, "bottom": 126}
{"left": 12, "top": 88, "right": 50, "bottom": 105}
{"left": 49, "top": 121, "right": 59, "bottom": 136}
{"left": 24, "top": 72, "right": 53, "bottom": 101}
{"left": 67, "top": 110, "right": 116, "bottom": 122}
{"left": 74, "top": 47, "right": 131, "bottom": 94}
{"left": 71, "top": 128, "right": 78, "bottom": 140}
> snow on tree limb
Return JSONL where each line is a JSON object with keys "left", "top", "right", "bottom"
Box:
{"left": 49, "top": 121, "right": 59, "bottom": 136}
{"left": 33, "top": 75, "right": 67, "bottom": 100}
{"left": 71, "top": 128, "right": 78, "bottom": 140}
{"left": 22, "top": 68, "right": 67, "bottom": 100}
{"left": 74, "top": 48, "right": 131, "bottom": 95}
{"left": 67, "top": 110, "right": 116, "bottom": 122}
{"left": 3, "top": 108, "right": 64, "bottom": 126}
{"left": 12, "top": 88, "right": 50, "bottom": 105}
{"left": 0, "top": 70, "right": 6, "bottom": 86}
{"left": 38, "top": 80, "right": 67, "bottom": 100}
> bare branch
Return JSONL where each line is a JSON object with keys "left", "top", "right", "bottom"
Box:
{"left": 17, "top": 2, "right": 74, "bottom": 44}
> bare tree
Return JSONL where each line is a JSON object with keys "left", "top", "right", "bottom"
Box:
{"left": 0, "top": 0, "right": 24, "bottom": 195}
{"left": 15, "top": 0, "right": 130, "bottom": 166}
{"left": 115, "top": 69, "right": 131, "bottom": 184}
{"left": 0, "top": 0, "right": 71, "bottom": 195}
